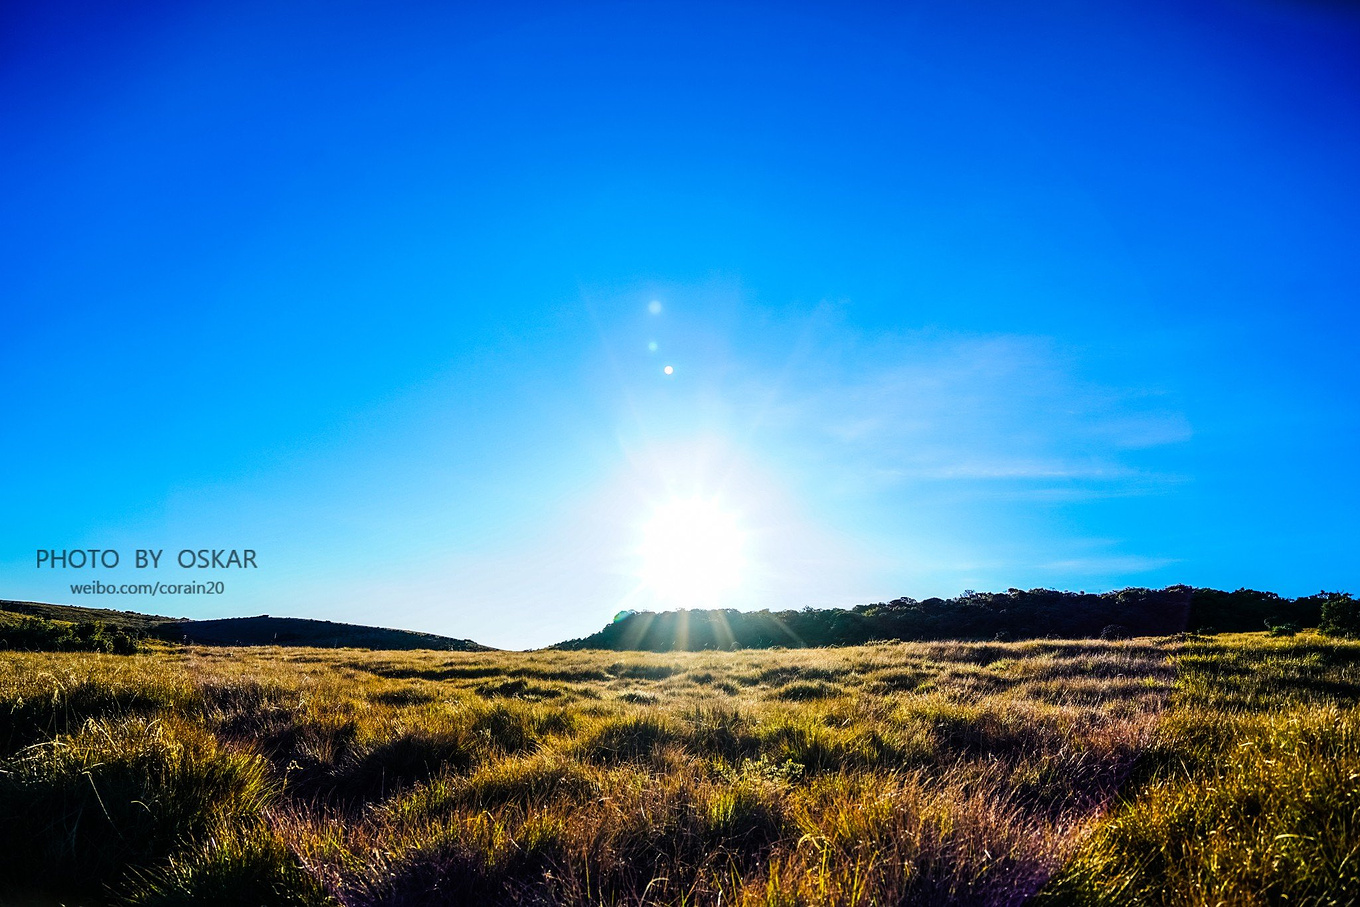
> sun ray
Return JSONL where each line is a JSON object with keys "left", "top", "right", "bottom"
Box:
{"left": 710, "top": 608, "right": 738, "bottom": 649}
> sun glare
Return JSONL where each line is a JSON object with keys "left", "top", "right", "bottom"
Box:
{"left": 638, "top": 497, "right": 748, "bottom": 608}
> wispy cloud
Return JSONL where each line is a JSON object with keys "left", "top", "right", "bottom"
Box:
{"left": 1039, "top": 555, "right": 1182, "bottom": 575}
{"left": 757, "top": 327, "right": 1191, "bottom": 498}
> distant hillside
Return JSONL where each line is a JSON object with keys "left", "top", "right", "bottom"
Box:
{"left": 555, "top": 586, "right": 1354, "bottom": 651}
{"left": 152, "top": 615, "right": 490, "bottom": 651}
{"left": 0, "top": 600, "right": 491, "bottom": 651}
{"left": 0, "top": 599, "right": 172, "bottom": 631}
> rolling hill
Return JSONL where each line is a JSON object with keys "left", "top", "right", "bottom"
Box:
{"left": 0, "top": 599, "right": 491, "bottom": 651}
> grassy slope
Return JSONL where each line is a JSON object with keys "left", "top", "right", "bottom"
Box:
{"left": 0, "top": 633, "right": 1355, "bottom": 905}
{"left": 0, "top": 599, "right": 491, "bottom": 651}
{"left": 0, "top": 598, "right": 174, "bottom": 630}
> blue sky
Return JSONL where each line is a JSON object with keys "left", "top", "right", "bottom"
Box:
{"left": 2, "top": 0, "right": 1357, "bottom": 649}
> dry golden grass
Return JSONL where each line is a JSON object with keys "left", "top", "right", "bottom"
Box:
{"left": 1, "top": 633, "right": 1355, "bottom": 905}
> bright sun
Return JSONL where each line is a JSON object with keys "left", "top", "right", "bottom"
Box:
{"left": 638, "top": 497, "right": 748, "bottom": 608}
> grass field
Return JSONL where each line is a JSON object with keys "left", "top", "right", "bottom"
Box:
{"left": 1, "top": 633, "right": 1356, "bottom": 905}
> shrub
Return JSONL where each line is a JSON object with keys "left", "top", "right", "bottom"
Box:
{"left": 0, "top": 615, "right": 141, "bottom": 654}
{"left": 1320, "top": 596, "right": 1360, "bottom": 639}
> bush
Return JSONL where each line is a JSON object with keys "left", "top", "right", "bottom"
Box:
{"left": 0, "top": 615, "right": 141, "bottom": 653}
{"left": 1319, "top": 596, "right": 1360, "bottom": 639}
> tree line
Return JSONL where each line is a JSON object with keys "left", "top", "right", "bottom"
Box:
{"left": 555, "top": 586, "right": 1359, "bottom": 651}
